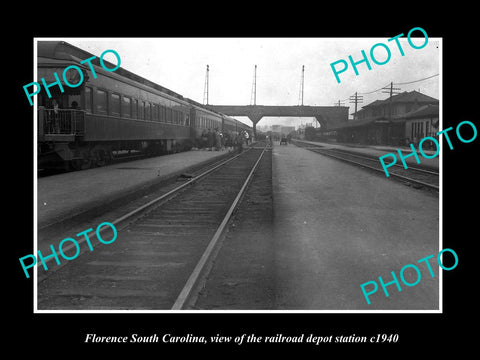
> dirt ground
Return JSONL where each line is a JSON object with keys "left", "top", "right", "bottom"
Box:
{"left": 194, "top": 148, "right": 275, "bottom": 310}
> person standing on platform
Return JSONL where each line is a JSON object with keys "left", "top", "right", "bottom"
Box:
{"left": 235, "top": 133, "right": 243, "bottom": 154}
{"left": 201, "top": 129, "right": 208, "bottom": 149}
{"left": 207, "top": 128, "right": 214, "bottom": 151}
{"left": 244, "top": 131, "right": 250, "bottom": 145}
{"left": 214, "top": 128, "right": 221, "bottom": 151}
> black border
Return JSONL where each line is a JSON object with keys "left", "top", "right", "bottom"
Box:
{"left": 11, "top": 9, "right": 476, "bottom": 354}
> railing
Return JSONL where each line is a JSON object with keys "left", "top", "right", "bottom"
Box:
{"left": 38, "top": 108, "right": 85, "bottom": 136}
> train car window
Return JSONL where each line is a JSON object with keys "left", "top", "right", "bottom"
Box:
{"left": 166, "top": 108, "right": 172, "bottom": 124}
{"left": 111, "top": 93, "right": 121, "bottom": 116}
{"left": 84, "top": 86, "right": 93, "bottom": 113}
{"left": 185, "top": 114, "right": 190, "bottom": 127}
{"left": 95, "top": 89, "right": 108, "bottom": 115}
{"left": 173, "top": 110, "right": 179, "bottom": 125}
{"left": 153, "top": 104, "right": 159, "bottom": 122}
{"left": 139, "top": 100, "right": 145, "bottom": 120}
{"left": 122, "top": 96, "right": 132, "bottom": 118}
{"left": 145, "top": 102, "right": 151, "bottom": 121}
{"left": 159, "top": 106, "right": 165, "bottom": 122}
{"left": 132, "top": 99, "right": 138, "bottom": 119}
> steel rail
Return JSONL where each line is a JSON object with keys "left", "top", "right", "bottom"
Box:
{"left": 171, "top": 144, "right": 268, "bottom": 310}
{"left": 293, "top": 140, "right": 439, "bottom": 175}
{"left": 294, "top": 142, "right": 439, "bottom": 191}
{"left": 36, "top": 147, "right": 255, "bottom": 280}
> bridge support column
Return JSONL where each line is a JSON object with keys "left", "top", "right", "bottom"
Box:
{"left": 248, "top": 114, "right": 263, "bottom": 141}
{"left": 315, "top": 116, "right": 327, "bottom": 130}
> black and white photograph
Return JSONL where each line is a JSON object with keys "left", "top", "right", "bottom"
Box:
{"left": 11, "top": 16, "right": 476, "bottom": 353}
{"left": 31, "top": 36, "right": 442, "bottom": 312}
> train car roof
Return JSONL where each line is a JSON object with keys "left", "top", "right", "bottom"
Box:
{"left": 38, "top": 41, "right": 188, "bottom": 102}
{"left": 37, "top": 41, "right": 248, "bottom": 125}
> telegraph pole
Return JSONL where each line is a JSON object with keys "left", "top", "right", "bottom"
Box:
{"left": 250, "top": 65, "right": 257, "bottom": 105}
{"left": 203, "top": 64, "right": 209, "bottom": 105}
{"left": 298, "top": 65, "right": 305, "bottom": 106}
{"left": 349, "top": 92, "right": 363, "bottom": 120}
{"left": 382, "top": 82, "right": 401, "bottom": 121}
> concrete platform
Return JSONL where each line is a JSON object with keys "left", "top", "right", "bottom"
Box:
{"left": 272, "top": 144, "right": 439, "bottom": 310}
{"left": 295, "top": 139, "right": 439, "bottom": 170}
{"left": 37, "top": 149, "right": 233, "bottom": 229}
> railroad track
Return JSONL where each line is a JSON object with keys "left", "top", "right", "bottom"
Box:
{"left": 37, "top": 142, "right": 269, "bottom": 310}
{"left": 293, "top": 140, "right": 439, "bottom": 191}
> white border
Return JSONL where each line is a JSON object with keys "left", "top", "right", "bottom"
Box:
{"left": 33, "top": 37, "right": 443, "bottom": 314}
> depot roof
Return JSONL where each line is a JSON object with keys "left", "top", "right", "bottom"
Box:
{"left": 361, "top": 91, "right": 439, "bottom": 108}
{"left": 326, "top": 103, "right": 439, "bottom": 132}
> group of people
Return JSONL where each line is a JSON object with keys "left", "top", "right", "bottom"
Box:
{"left": 43, "top": 99, "right": 81, "bottom": 134}
{"left": 198, "top": 128, "right": 250, "bottom": 153}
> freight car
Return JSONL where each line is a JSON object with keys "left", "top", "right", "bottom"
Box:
{"left": 36, "top": 41, "right": 251, "bottom": 170}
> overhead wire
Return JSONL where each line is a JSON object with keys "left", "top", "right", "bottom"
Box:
{"left": 393, "top": 73, "right": 439, "bottom": 86}
{"left": 342, "top": 73, "right": 439, "bottom": 100}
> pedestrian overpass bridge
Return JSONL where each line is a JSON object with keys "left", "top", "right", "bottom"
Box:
{"left": 206, "top": 105, "right": 349, "bottom": 136}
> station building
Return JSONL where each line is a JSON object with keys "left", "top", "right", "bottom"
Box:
{"left": 324, "top": 91, "right": 439, "bottom": 146}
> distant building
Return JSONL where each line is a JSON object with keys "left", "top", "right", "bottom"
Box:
{"left": 271, "top": 124, "right": 282, "bottom": 132}
{"left": 280, "top": 126, "right": 295, "bottom": 135}
{"left": 269, "top": 124, "right": 296, "bottom": 139}
{"left": 327, "top": 90, "right": 439, "bottom": 146}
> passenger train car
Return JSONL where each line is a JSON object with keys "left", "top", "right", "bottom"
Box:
{"left": 36, "top": 41, "right": 251, "bottom": 170}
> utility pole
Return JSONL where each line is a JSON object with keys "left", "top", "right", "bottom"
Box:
{"left": 382, "top": 81, "right": 401, "bottom": 121}
{"left": 203, "top": 64, "right": 209, "bottom": 105}
{"left": 250, "top": 64, "right": 257, "bottom": 105}
{"left": 349, "top": 92, "right": 363, "bottom": 120}
{"left": 298, "top": 65, "right": 305, "bottom": 106}
{"left": 334, "top": 100, "right": 345, "bottom": 107}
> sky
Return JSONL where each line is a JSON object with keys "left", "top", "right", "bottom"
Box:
{"left": 59, "top": 37, "right": 440, "bottom": 128}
